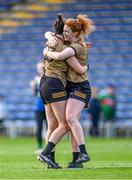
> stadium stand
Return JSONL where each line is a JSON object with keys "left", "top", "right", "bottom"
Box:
{"left": 0, "top": 0, "right": 132, "bottom": 137}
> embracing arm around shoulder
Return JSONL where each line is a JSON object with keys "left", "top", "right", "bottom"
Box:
{"left": 44, "top": 47, "right": 75, "bottom": 60}
{"left": 66, "top": 56, "right": 87, "bottom": 74}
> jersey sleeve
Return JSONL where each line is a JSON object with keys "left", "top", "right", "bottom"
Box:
{"left": 69, "top": 43, "right": 82, "bottom": 56}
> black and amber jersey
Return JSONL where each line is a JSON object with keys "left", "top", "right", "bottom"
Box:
{"left": 44, "top": 36, "right": 68, "bottom": 88}
{"left": 66, "top": 40, "right": 88, "bottom": 83}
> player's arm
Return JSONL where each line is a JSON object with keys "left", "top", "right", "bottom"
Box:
{"left": 66, "top": 56, "right": 87, "bottom": 74}
{"left": 43, "top": 47, "right": 75, "bottom": 60}
{"left": 45, "top": 31, "right": 54, "bottom": 39}
{"left": 44, "top": 31, "right": 58, "bottom": 47}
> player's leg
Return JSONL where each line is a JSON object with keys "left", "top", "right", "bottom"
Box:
{"left": 49, "top": 100, "right": 69, "bottom": 143}
{"left": 38, "top": 104, "right": 63, "bottom": 168}
{"left": 66, "top": 98, "right": 90, "bottom": 163}
{"left": 67, "top": 131, "right": 83, "bottom": 168}
{"left": 45, "top": 104, "right": 58, "bottom": 164}
{"left": 42, "top": 100, "right": 69, "bottom": 168}
{"left": 42, "top": 100, "right": 69, "bottom": 153}
{"left": 38, "top": 100, "right": 69, "bottom": 168}
{"left": 45, "top": 104, "right": 58, "bottom": 144}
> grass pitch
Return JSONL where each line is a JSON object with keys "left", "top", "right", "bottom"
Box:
{"left": 0, "top": 137, "right": 132, "bottom": 179}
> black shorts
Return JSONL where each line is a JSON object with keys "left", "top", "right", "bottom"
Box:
{"left": 66, "top": 80, "right": 91, "bottom": 107}
{"left": 39, "top": 75, "right": 67, "bottom": 104}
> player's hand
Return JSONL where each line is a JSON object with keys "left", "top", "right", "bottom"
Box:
{"left": 86, "top": 42, "right": 92, "bottom": 49}
{"left": 48, "top": 36, "right": 58, "bottom": 47}
{"left": 83, "top": 66, "right": 88, "bottom": 73}
{"left": 43, "top": 47, "right": 48, "bottom": 57}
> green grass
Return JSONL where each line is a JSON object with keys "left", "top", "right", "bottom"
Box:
{"left": 0, "top": 137, "right": 132, "bottom": 179}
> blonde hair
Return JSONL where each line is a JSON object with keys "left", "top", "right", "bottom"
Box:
{"left": 65, "top": 14, "right": 95, "bottom": 37}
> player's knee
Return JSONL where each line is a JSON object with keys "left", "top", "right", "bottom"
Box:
{"left": 47, "top": 125, "right": 57, "bottom": 134}
{"left": 66, "top": 113, "right": 76, "bottom": 126}
{"left": 59, "top": 122, "right": 69, "bottom": 133}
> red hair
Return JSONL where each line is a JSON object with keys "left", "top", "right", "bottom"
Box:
{"left": 65, "top": 14, "right": 95, "bottom": 37}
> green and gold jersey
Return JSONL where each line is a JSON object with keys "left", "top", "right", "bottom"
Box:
{"left": 44, "top": 36, "right": 68, "bottom": 88}
{"left": 66, "top": 40, "right": 88, "bottom": 83}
